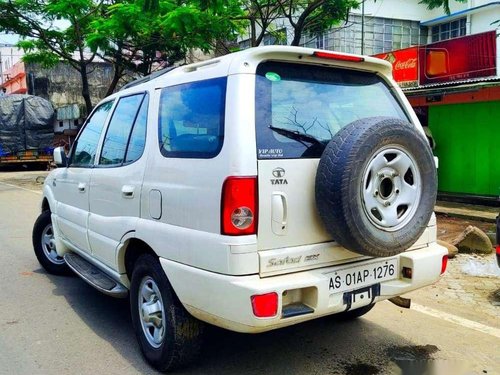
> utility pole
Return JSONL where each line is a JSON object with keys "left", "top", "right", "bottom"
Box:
{"left": 0, "top": 49, "right": 3, "bottom": 86}
{"left": 361, "top": 0, "right": 365, "bottom": 55}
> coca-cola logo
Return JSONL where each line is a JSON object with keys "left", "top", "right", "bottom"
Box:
{"left": 394, "top": 58, "right": 417, "bottom": 70}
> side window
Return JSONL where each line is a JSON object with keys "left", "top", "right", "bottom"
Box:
{"left": 71, "top": 101, "right": 114, "bottom": 167}
{"left": 99, "top": 94, "right": 146, "bottom": 166}
{"left": 159, "top": 77, "right": 226, "bottom": 158}
{"left": 124, "top": 95, "right": 148, "bottom": 164}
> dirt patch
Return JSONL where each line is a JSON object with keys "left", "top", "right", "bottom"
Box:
{"left": 488, "top": 289, "right": 500, "bottom": 306}
{"left": 437, "top": 216, "right": 495, "bottom": 243}
{"left": 0, "top": 171, "right": 49, "bottom": 191}
{"left": 342, "top": 362, "right": 380, "bottom": 375}
{"left": 386, "top": 344, "right": 439, "bottom": 361}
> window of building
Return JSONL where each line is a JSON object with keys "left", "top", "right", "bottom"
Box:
{"left": 159, "top": 78, "right": 226, "bottom": 159}
{"left": 431, "top": 18, "right": 466, "bottom": 42}
{"left": 301, "top": 16, "right": 426, "bottom": 55}
{"left": 71, "top": 100, "right": 114, "bottom": 167}
{"left": 99, "top": 93, "right": 147, "bottom": 166}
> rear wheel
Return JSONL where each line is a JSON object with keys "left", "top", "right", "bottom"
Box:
{"left": 130, "top": 254, "right": 204, "bottom": 372}
{"left": 32, "top": 210, "right": 71, "bottom": 275}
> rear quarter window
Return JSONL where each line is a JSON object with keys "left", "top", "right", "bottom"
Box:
{"left": 158, "top": 77, "right": 226, "bottom": 159}
{"left": 255, "top": 62, "right": 408, "bottom": 159}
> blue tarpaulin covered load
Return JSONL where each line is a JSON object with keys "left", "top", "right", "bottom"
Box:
{"left": 0, "top": 94, "right": 54, "bottom": 157}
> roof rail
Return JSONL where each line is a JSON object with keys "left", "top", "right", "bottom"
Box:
{"left": 120, "top": 66, "right": 177, "bottom": 91}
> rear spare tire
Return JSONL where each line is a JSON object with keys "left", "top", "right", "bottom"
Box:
{"left": 315, "top": 117, "right": 436, "bottom": 257}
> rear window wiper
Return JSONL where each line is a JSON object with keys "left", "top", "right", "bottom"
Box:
{"left": 269, "top": 125, "right": 324, "bottom": 145}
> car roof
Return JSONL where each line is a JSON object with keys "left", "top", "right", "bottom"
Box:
{"left": 109, "top": 46, "right": 393, "bottom": 99}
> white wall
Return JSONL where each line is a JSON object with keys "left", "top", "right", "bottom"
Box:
{"left": 470, "top": 6, "right": 500, "bottom": 33}
{"left": 350, "top": 0, "right": 447, "bottom": 21}
{"left": 0, "top": 46, "right": 23, "bottom": 84}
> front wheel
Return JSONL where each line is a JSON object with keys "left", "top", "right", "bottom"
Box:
{"left": 32, "top": 210, "right": 71, "bottom": 275}
{"left": 130, "top": 254, "right": 204, "bottom": 372}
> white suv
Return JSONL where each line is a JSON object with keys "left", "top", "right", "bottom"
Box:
{"left": 32, "top": 46, "right": 447, "bottom": 372}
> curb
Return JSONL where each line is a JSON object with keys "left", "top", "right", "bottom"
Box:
{"left": 435, "top": 206, "right": 497, "bottom": 223}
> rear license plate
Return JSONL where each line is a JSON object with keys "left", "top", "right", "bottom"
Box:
{"left": 326, "top": 258, "right": 398, "bottom": 294}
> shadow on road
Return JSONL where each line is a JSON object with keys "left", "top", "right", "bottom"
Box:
{"left": 40, "top": 269, "right": 441, "bottom": 375}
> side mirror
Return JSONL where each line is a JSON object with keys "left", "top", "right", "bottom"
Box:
{"left": 53, "top": 146, "right": 68, "bottom": 167}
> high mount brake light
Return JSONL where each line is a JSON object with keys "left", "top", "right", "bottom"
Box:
{"left": 221, "top": 176, "right": 258, "bottom": 236}
{"left": 312, "top": 51, "right": 365, "bottom": 63}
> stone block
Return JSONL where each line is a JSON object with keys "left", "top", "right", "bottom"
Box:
{"left": 437, "top": 239, "right": 458, "bottom": 258}
{"left": 451, "top": 226, "right": 493, "bottom": 254}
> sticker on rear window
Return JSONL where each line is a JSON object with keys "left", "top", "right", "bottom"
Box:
{"left": 258, "top": 148, "right": 283, "bottom": 158}
{"left": 265, "top": 72, "right": 281, "bottom": 82}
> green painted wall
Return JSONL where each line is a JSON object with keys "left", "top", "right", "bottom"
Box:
{"left": 429, "top": 101, "right": 500, "bottom": 197}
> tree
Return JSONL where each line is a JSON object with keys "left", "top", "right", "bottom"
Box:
{"left": 418, "top": 0, "right": 466, "bottom": 14}
{"left": 279, "top": 0, "right": 359, "bottom": 46}
{"left": 236, "top": 0, "right": 358, "bottom": 47}
{"left": 0, "top": 0, "right": 242, "bottom": 113}
{"left": 0, "top": 0, "right": 102, "bottom": 114}
{"left": 236, "top": 0, "right": 469, "bottom": 49}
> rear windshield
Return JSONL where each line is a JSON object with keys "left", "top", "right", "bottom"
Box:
{"left": 255, "top": 61, "right": 408, "bottom": 159}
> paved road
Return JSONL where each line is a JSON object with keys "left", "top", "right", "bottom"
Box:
{"left": 0, "top": 182, "right": 498, "bottom": 375}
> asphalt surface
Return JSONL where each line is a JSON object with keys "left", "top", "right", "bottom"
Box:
{"left": 0, "top": 181, "right": 498, "bottom": 375}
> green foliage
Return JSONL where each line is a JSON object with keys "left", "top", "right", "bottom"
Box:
{"left": 17, "top": 40, "right": 60, "bottom": 68}
{"left": 418, "top": 0, "right": 466, "bottom": 14}
{"left": 0, "top": 0, "right": 243, "bottom": 108}
{"left": 86, "top": 0, "right": 243, "bottom": 75}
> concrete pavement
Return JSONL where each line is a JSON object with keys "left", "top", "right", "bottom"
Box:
{"left": 0, "top": 182, "right": 498, "bottom": 375}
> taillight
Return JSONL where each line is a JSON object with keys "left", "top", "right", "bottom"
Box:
{"left": 312, "top": 51, "right": 364, "bottom": 62}
{"left": 221, "top": 176, "right": 258, "bottom": 235}
{"left": 251, "top": 293, "right": 278, "bottom": 318}
{"left": 441, "top": 255, "right": 448, "bottom": 275}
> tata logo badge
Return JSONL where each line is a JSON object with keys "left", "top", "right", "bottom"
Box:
{"left": 271, "top": 167, "right": 288, "bottom": 185}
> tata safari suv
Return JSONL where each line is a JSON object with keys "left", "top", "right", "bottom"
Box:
{"left": 32, "top": 46, "right": 447, "bottom": 372}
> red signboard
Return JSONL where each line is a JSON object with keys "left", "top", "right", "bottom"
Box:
{"left": 375, "top": 47, "right": 418, "bottom": 87}
{"left": 419, "top": 31, "right": 497, "bottom": 85}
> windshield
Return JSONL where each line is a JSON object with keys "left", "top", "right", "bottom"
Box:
{"left": 255, "top": 61, "right": 409, "bottom": 159}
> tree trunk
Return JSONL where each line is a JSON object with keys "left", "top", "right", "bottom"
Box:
{"left": 250, "top": 18, "right": 257, "bottom": 47}
{"left": 291, "top": 28, "right": 302, "bottom": 46}
{"left": 80, "top": 63, "right": 93, "bottom": 116}
{"left": 105, "top": 66, "right": 123, "bottom": 97}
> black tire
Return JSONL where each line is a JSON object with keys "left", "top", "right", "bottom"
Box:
{"left": 315, "top": 117, "right": 437, "bottom": 257}
{"left": 334, "top": 304, "right": 375, "bottom": 321}
{"left": 32, "top": 210, "right": 71, "bottom": 275}
{"left": 130, "top": 254, "right": 204, "bottom": 372}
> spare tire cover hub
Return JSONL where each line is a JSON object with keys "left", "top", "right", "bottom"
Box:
{"left": 362, "top": 145, "right": 421, "bottom": 231}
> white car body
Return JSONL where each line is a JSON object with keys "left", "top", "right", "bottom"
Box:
{"left": 41, "top": 46, "right": 446, "bottom": 333}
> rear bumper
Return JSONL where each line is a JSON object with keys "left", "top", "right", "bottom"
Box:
{"left": 160, "top": 242, "right": 447, "bottom": 333}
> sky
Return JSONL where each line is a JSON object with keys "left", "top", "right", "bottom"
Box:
{"left": 0, "top": 33, "right": 20, "bottom": 46}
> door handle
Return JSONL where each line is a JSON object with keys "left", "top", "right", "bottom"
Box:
{"left": 77, "top": 182, "right": 86, "bottom": 192}
{"left": 122, "top": 185, "right": 135, "bottom": 198}
{"left": 271, "top": 192, "right": 288, "bottom": 235}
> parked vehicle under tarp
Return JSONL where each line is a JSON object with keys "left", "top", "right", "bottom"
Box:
{"left": 0, "top": 94, "right": 54, "bottom": 163}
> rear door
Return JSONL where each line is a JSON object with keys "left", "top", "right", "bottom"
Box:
{"left": 255, "top": 62, "right": 409, "bottom": 252}
{"left": 88, "top": 93, "right": 149, "bottom": 269}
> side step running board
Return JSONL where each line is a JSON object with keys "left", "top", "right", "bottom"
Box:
{"left": 64, "top": 253, "right": 128, "bottom": 298}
